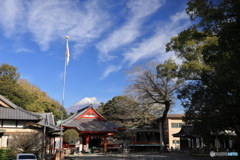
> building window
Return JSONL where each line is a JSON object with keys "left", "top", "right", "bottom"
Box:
{"left": 172, "top": 140, "right": 180, "bottom": 145}
{"left": 17, "top": 121, "right": 25, "bottom": 128}
{"left": 171, "top": 123, "right": 184, "bottom": 128}
{"left": 3, "top": 121, "right": 16, "bottom": 127}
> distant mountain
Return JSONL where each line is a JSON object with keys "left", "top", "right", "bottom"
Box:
{"left": 66, "top": 97, "right": 101, "bottom": 114}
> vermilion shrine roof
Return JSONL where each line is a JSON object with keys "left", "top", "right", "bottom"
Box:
{"left": 61, "top": 105, "right": 123, "bottom": 133}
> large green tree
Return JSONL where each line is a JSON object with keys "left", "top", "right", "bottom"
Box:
{"left": 0, "top": 63, "right": 20, "bottom": 82}
{"left": 167, "top": 0, "right": 240, "bottom": 152}
{"left": 97, "top": 95, "right": 154, "bottom": 128}
{"left": 0, "top": 63, "right": 35, "bottom": 107}
{"left": 18, "top": 79, "right": 67, "bottom": 120}
{"left": 0, "top": 63, "right": 67, "bottom": 121}
{"left": 166, "top": 28, "right": 217, "bottom": 133}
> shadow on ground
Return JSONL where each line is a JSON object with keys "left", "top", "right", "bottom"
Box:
{"left": 65, "top": 152, "right": 237, "bottom": 160}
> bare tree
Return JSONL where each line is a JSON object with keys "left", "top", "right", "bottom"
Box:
{"left": 125, "top": 60, "right": 184, "bottom": 151}
{"left": 8, "top": 131, "right": 43, "bottom": 154}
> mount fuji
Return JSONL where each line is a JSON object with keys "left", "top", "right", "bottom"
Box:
{"left": 66, "top": 97, "right": 101, "bottom": 114}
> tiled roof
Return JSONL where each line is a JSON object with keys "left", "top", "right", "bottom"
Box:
{"left": 63, "top": 118, "right": 120, "bottom": 132}
{"left": 0, "top": 95, "right": 18, "bottom": 109}
{"left": 128, "top": 123, "right": 159, "bottom": 132}
{"left": 35, "top": 112, "right": 60, "bottom": 131}
{"left": 0, "top": 95, "right": 41, "bottom": 121}
{"left": 0, "top": 107, "right": 42, "bottom": 120}
{"left": 61, "top": 105, "right": 122, "bottom": 132}
{"left": 61, "top": 106, "right": 89, "bottom": 124}
{"left": 172, "top": 126, "right": 202, "bottom": 138}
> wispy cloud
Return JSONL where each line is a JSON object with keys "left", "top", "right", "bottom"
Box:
{"left": 100, "top": 10, "right": 190, "bottom": 78}
{"left": 96, "top": 0, "right": 165, "bottom": 62}
{"left": 101, "top": 64, "right": 122, "bottom": 79}
{"left": 0, "top": 0, "right": 110, "bottom": 55}
{"left": 123, "top": 10, "right": 190, "bottom": 65}
{"left": 0, "top": 0, "right": 190, "bottom": 80}
{"left": 27, "top": 0, "right": 110, "bottom": 53}
{"left": 15, "top": 48, "right": 33, "bottom": 53}
{"left": 96, "top": 22, "right": 140, "bottom": 62}
{"left": 0, "top": 0, "right": 26, "bottom": 37}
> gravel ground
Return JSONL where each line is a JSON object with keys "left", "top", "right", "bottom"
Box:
{"left": 64, "top": 152, "right": 237, "bottom": 160}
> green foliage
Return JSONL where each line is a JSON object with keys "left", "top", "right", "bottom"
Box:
{"left": 63, "top": 129, "right": 79, "bottom": 144}
{"left": 0, "top": 63, "right": 19, "bottom": 83}
{"left": 157, "top": 58, "right": 184, "bottom": 86}
{"left": 166, "top": 28, "right": 214, "bottom": 80}
{"left": 0, "top": 148, "right": 14, "bottom": 160}
{"left": 166, "top": 0, "right": 240, "bottom": 148}
{"left": 18, "top": 79, "right": 67, "bottom": 121}
{"left": 0, "top": 64, "right": 35, "bottom": 108}
{"left": 0, "top": 63, "right": 67, "bottom": 121}
{"left": 97, "top": 95, "right": 157, "bottom": 128}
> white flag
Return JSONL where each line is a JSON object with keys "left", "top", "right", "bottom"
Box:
{"left": 65, "top": 39, "right": 70, "bottom": 65}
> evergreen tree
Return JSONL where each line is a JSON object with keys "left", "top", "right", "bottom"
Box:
{"left": 167, "top": 0, "right": 240, "bottom": 152}
{"left": 0, "top": 63, "right": 67, "bottom": 121}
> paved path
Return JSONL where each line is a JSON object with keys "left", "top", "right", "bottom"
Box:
{"left": 65, "top": 152, "right": 236, "bottom": 160}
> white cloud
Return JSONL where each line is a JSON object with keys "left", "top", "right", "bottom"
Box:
{"left": 100, "top": 10, "right": 190, "bottom": 78}
{"left": 123, "top": 10, "right": 191, "bottom": 65}
{"left": 101, "top": 64, "right": 122, "bottom": 79}
{"left": 127, "top": 0, "right": 165, "bottom": 19}
{"left": 96, "top": 0, "right": 164, "bottom": 62}
{"left": 0, "top": 0, "right": 26, "bottom": 37}
{"left": 0, "top": 0, "right": 191, "bottom": 80}
{"left": 96, "top": 22, "right": 140, "bottom": 61}
{"left": 170, "top": 10, "right": 189, "bottom": 23}
{"left": 27, "top": 0, "right": 110, "bottom": 53}
{"left": 0, "top": 0, "right": 110, "bottom": 56}
{"left": 15, "top": 48, "right": 33, "bottom": 53}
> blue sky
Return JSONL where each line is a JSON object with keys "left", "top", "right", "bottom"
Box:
{"left": 0, "top": 0, "right": 191, "bottom": 113}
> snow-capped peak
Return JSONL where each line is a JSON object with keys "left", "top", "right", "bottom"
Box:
{"left": 66, "top": 97, "right": 101, "bottom": 114}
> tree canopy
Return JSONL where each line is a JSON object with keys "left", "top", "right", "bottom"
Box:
{"left": 166, "top": 0, "right": 240, "bottom": 151}
{"left": 63, "top": 129, "right": 79, "bottom": 144}
{"left": 96, "top": 95, "right": 157, "bottom": 128}
{"left": 0, "top": 63, "right": 67, "bottom": 121}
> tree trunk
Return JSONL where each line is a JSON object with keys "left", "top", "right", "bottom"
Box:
{"left": 159, "top": 100, "right": 171, "bottom": 152}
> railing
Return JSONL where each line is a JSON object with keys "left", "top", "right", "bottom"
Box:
{"left": 132, "top": 142, "right": 160, "bottom": 144}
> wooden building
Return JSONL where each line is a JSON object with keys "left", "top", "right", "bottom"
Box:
{"left": 0, "top": 94, "right": 60, "bottom": 155}
{"left": 128, "top": 124, "right": 161, "bottom": 152}
{"left": 172, "top": 126, "right": 203, "bottom": 150}
{"left": 173, "top": 125, "right": 236, "bottom": 152}
{"left": 60, "top": 105, "right": 123, "bottom": 153}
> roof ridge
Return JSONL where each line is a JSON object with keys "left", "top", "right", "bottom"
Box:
{"left": 17, "top": 106, "right": 42, "bottom": 119}
{"left": 0, "top": 94, "right": 42, "bottom": 119}
{"left": 0, "top": 95, "right": 18, "bottom": 109}
{"left": 61, "top": 106, "right": 89, "bottom": 125}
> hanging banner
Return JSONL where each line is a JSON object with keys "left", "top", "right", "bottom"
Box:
{"left": 188, "top": 138, "right": 191, "bottom": 148}
{"left": 196, "top": 138, "right": 200, "bottom": 148}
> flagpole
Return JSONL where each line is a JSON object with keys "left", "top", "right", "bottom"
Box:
{"left": 60, "top": 36, "right": 69, "bottom": 149}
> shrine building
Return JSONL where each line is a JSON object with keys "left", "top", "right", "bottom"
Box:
{"left": 60, "top": 105, "right": 123, "bottom": 153}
